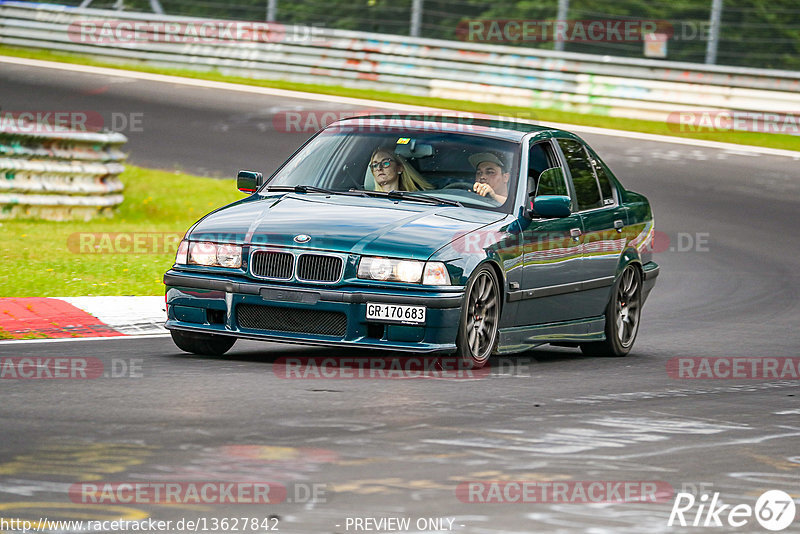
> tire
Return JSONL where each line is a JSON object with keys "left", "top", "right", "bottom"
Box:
{"left": 170, "top": 329, "right": 236, "bottom": 356}
{"left": 455, "top": 265, "right": 500, "bottom": 369}
{"left": 580, "top": 264, "right": 642, "bottom": 357}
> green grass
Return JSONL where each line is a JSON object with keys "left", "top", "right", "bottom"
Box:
{"left": 2, "top": 45, "right": 798, "bottom": 152}
{"left": 0, "top": 165, "right": 242, "bottom": 297}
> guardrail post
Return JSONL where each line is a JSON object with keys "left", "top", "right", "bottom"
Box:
{"left": 554, "top": 0, "right": 570, "bottom": 52}
{"left": 705, "top": 0, "right": 723, "bottom": 65}
{"left": 410, "top": 0, "right": 423, "bottom": 37}
{"left": 149, "top": 0, "right": 165, "bottom": 15}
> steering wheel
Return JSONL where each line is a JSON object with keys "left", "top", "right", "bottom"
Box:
{"left": 442, "top": 181, "right": 474, "bottom": 191}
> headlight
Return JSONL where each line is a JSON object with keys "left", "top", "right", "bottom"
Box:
{"left": 187, "top": 241, "right": 242, "bottom": 268}
{"left": 217, "top": 244, "right": 242, "bottom": 268}
{"left": 396, "top": 260, "right": 424, "bottom": 283}
{"left": 368, "top": 257, "right": 394, "bottom": 281}
{"left": 189, "top": 242, "right": 217, "bottom": 266}
{"left": 358, "top": 257, "right": 450, "bottom": 285}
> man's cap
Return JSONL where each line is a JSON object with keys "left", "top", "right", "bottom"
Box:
{"left": 469, "top": 152, "right": 505, "bottom": 169}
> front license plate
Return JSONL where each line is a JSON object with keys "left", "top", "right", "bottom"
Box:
{"left": 366, "top": 303, "right": 426, "bottom": 325}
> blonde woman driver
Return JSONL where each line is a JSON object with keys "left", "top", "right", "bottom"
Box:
{"left": 369, "top": 147, "right": 432, "bottom": 192}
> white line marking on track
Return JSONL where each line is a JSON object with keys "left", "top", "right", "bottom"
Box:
{"left": 0, "top": 333, "right": 170, "bottom": 345}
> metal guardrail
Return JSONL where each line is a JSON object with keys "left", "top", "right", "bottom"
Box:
{"left": 1, "top": 2, "right": 799, "bottom": 130}
{"left": 0, "top": 124, "right": 127, "bottom": 220}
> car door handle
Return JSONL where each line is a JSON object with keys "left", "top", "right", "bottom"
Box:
{"left": 570, "top": 228, "right": 581, "bottom": 241}
{"left": 614, "top": 219, "right": 624, "bottom": 233}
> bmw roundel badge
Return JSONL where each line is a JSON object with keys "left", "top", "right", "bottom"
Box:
{"left": 294, "top": 234, "right": 311, "bottom": 243}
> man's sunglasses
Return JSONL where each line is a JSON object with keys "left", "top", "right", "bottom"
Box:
{"left": 370, "top": 158, "right": 394, "bottom": 170}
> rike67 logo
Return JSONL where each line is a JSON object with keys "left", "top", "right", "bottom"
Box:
{"left": 668, "top": 490, "right": 796, "bottom": 531}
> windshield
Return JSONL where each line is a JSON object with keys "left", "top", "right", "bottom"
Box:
{"left": 264, "top": 128, "right": 521, "bottom": 211}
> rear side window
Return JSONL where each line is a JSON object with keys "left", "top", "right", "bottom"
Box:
{"left": 558, "top": 139, "right": 602, "bottom": 211}
{"left": 592, "top": 157, "right": 615, "bottom": 205}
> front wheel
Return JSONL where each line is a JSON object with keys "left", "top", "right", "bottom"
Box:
{"left": 170, "top": 329, "right": 236, "bottom": 356}
{"left": 455, "top": 266, "right": 500, "bottom": 368}
{"left": 580, "top": 265, "right": 642, "bottom": 357}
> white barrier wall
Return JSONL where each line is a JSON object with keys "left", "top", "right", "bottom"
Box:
{"left": 1, "top": 2, "right": 798, "bottom": 131}
{"left": 0, "top": 125, "right": 127, "bottom": 221}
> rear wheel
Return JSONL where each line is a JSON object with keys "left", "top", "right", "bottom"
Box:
{"left": 170, "top": 329, "right": 236, "bottom": 356}
{"left": 580, "top": 264, "right": 642, "bottom": 357}
{"left": 455, "top": 266, "right": 500, "bottom": 369}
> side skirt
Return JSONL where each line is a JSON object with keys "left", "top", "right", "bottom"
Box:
{"left": 496, "top": 316, "right": 606, "bottom": 354}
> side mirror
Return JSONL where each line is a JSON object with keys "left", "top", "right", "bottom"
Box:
{"left": 237, "top": 170, "right": 263, "bottom": 193}
{"left": 530, "top": 195, "right": 571, "bottom": 218}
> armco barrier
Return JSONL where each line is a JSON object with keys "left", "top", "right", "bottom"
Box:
{"left": 0, "top": 125, "right": 127, "bottom": 220}
{"left": 1, "top": 2, "right": 799, "bottom": 130}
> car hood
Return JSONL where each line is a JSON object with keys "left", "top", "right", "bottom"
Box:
{"left": 188, "top": 193, "right": 504, "bottom": 260}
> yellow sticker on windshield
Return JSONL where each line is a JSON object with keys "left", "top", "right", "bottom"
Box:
{"left": 396, "top": 138, "right": 411, "bottom": 145}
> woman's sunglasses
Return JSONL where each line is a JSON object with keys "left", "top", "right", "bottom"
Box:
{"left": 370, "top": 158, "right": 395, "bottom": 170}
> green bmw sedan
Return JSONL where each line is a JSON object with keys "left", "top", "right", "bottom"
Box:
{"left": 164, "top": 115, "right": 659, "bottom": 368}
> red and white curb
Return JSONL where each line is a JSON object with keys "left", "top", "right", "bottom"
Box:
{"left": 0, "top": 296, "right": 166, "bottom": 341}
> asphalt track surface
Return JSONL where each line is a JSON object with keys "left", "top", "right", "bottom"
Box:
{"left": 1, "top": 62, "right": 799, "bottom": 533}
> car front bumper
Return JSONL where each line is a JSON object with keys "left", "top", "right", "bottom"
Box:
{"left": 163, "top": 270, "right": 464, "bottom": 353}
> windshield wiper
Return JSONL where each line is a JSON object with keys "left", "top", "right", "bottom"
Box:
{"left": 266, "top": 186, "right": 461, "bottom": 207}
{"left": 354, "top": 189, "right": 462, "bottom": 207}
{"left": 396, "top": 191, "right": 462, "bottom": 207}
{"left": 265, "top": 185, "right": 343, "bottom": 195}
{"left": 267, "top": 185, "right": 338, "bottom": 194}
